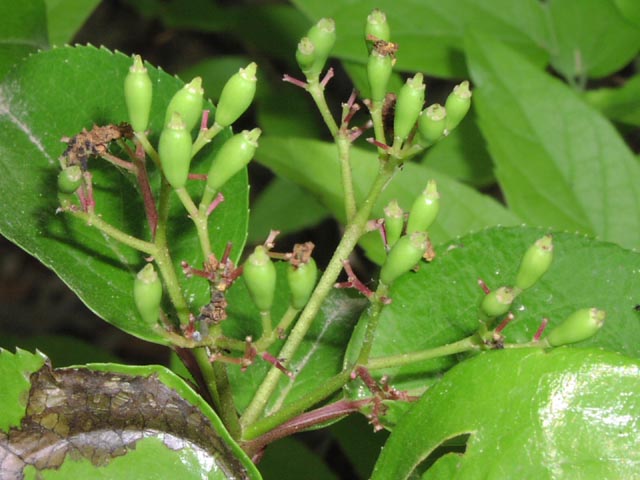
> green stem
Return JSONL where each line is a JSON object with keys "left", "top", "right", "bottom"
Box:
{"left": 260, "top": 311, "right": 273, "bottom": 339}
{"left": 154, "top": 245, "right": 191, "bottom": 326}
{"left": 354, "top": 283, "right": 389, "bottom": 366}
{"left": 135, "top": 132, "right": 161, "bottom": 169}
{"left": 213, "top": 361, "right": 242, "bottom": 439}
{"left": 242, "top": 370, "right": 352, "bottom": 441}
{"left": 255, "top": 306, "right": 300, "bottom": 351}
{"left": 369, "top": 100, "right": 386, "bottom": 149}
{"left": 336, "top": 134, "right": 357, "bottom": 221}
{"left": 71, "top": 211, "right": 156, "bottom": 255}
{"left": 366, "top": 335, "right": 480, "bottom": 370}
{"left": 194, "top": 347, "right": 221, "bottom": 410}
{"left": 175, "top": 187, "right": 212, "bottom": 257}
{"left": 192, "top": 122, "right": 224, "bottom": 157}
{"left": 240, "top": 161, "right": 397, "bottom": 428}
{"left": 307, "top": 79, "right": 339, "bottom": 137}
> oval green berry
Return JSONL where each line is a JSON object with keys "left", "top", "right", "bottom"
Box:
{"left": 296, "top": 37, "right": 316, "bottom": 75}
{"left": 380, "top": 232, "right": 427, "bottom": 286}
{"left": 57, "top": 165, "right": 83, "bottom": 194}
{"left": 243, "top": 246, "right": 277, "bottom": 312}
{"left": 287, "top": 258, "right": 318, "bottom": 309}
{"left": 480, "top": 286, "right": 515, "bottom": 318}
{"left": 444, "top": 81, "right": 472, "bottom": 133}
{"left": 124, "top": 55, "right": 153, "bottom": 133}
{"left": 515, "top": 235, "right": 553, "bottom": 291}
{"left": 406, "top": 180, "right": 439, "bottom": 234}
{"left": 134, "top": 264, "right": 163, "bottom": 326}
{"left": 158, "top": 112, "right": 192, "bottom": 189}
{"left": 214, "top": 63, "right": 258, "bottom": 128}
{"left": 383, "top": 200, "right": 404, "bottom": 249}
{"left": 418, "top": 103, "right": 447, "bottom": 145}
{"left": 306, "top": 18, "right": 336, "bottom": 79}
{"left": 367, "top": 49, "right": 393, "bottom": 104}
{"left": 365, "top": 9, "right": 390, "bottom": 50}
{"left": 546, "top": 308, "right": 605, "bottom": 347}
{"left": 394, "top": 73, "right": 426, "bottom": 142}
{"left": 165, "top": 77, "right": 204, "bottom": 132}
{"left": 205, "top": 128, "right": 260, "bottom": 194}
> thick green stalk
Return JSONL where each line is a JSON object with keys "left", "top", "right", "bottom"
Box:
{"left": 366, "top": 336, "right": 479, "bottom": 370}
{"left": 242, "top": 370, "right": 352, "bottom": 441}
{"left": 336, "top": 134, "right": 357, "bottom": 221}
{"left": 240, "top": 161, "right": 397, "bottom": 428}
{"left": 307, "top": 79, "right": 338, "bottom": 137}
{"left": 354, "top": 283, "right": 389, "bottom": 366}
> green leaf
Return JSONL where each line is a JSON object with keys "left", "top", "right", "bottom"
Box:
{"left": 291, "top": 0, "right": 550, "bottom": 77}
{"left": 258, "top": 438, "right": 338, "bottom": 480}
{"left": 0, "top": 355, "right": 261, "bottom": 478}
{"left": 466, "top": 31, "right": 640, "bottom": 250}
{"left": 0, "top": 46, "right": 248, "bottom": 344}
{"left": 344, "top": 227, "right": 640, "bottom": 424}
{"left": 123, "top": 0, "right": 229, "bottom": 32}
{"left": 0, "top": 0, "right": 48, "bottom": 80}
{"left": 371, "top": 348, "right": 640, "bottom": 479}
{"left": 44, "top": 0, "right": 101, "bottom": 45}
{"left": 223, "top": 263, "right": 365, "bottom": 414}
{"left": 614, "top": 0, "right": 640, "bottom": 27}
{"left": 545, "top": 0, "right": 640, "bottom": 80}
{"left": 0, "top": 349, "right": 47, "bottom": 432}
{"left": 584, "top": 74, "right": 640, "bottom": 126}
{"left": 248, "top": 177, "right": 329, "bottom": 244}
{"left": 256, "top": 137, "right": 519, "bottom": 257}
{"left": 421, "top": 110, "right": 495, "bottom": 188}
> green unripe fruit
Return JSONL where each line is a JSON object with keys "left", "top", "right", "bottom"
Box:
{"left": 134, "top": 264, "right": 163, "bottom": 326}
{"left": 383, "top": 200, "right": 404, "bottom": 248}
{"left": 367, "top": 49, "right": 393, "bottom": 104}
{"left": 380, "top": 232, "right": 427, "bottom": 286}
{"left": 406, "top": 180, "right": 439, "bottom": 234}
{"left": 418, "top": 104, "right": 447, "bottom": 145}
{"left": 444, "top": 81, "right": 472, "bottom": 133}
{"left": 365, "top": 9, "right": 390, "bottom": 50}
{"left": 158, "top": 112, "right": 192, "bottom": 189}
{"left": 481, "top": 286, "right": 515, "bottom": 318}
{"left": 205, "top": 128, "right": 260, "bottom": 194}
{"left": 244, "top": 246, "right": 277, "bottom": 312}
{"left": 515, "top": 235, "right": 553, "bottom": 291}
{"left": 57, "top": 165, "right": 83, "bottom": 194}
{"left": 296, "top": 37, "right": 316, "bottom": 75}
{"left": 306, "top": 18, "right": 336, "bottom": 78}
{"left": 546, "top": 308, "right": 605, "bottom": 347}
{"left": 124, "top": 55, "right": 153, "bottom": 133}
{"left": 215, "top": 62, "right": 258, "bottom": 128}
{"left": 287, "top": 258, "right": 318, "bottom": 309}
{"left": 394, "top": 73, "right": 426, "bottom": 142}
{"left": 165, "top": 77, "right": 204, "bottom": 132}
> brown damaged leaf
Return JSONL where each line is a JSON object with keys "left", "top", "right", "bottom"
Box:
{"left": 0, "top": 363, "right": 251, "bottom": 479}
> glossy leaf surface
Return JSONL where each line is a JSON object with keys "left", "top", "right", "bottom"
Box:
{"left": 372, "top": 348, "right": 640, "bottom": 479}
